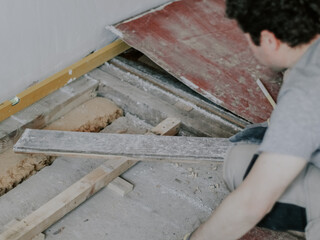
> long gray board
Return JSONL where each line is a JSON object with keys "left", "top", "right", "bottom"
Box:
{"left": 14, "top": 129, "right": 233, "bottom": 163}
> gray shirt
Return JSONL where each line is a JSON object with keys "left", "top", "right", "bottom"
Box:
{"left": 259, "top": 38, "right": 320, "bottom": 168}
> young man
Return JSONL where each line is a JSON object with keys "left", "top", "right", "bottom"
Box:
{"left": 185, "top": 0, "right": 320, "bottom": 239}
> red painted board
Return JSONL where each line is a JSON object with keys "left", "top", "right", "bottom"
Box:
{"left": 114, "top": 0, "right": 282, "bottom": 123}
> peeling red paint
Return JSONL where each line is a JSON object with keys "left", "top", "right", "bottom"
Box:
{"left": 115, "top": 0, "right": 282, "bottom": 123}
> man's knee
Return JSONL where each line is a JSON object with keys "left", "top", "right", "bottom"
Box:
{"left": 223, "top": 143, "right": 259, "bottom": 191}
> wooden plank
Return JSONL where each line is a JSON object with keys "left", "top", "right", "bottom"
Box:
{"left": 0, "top": 96, "right": 122, "bottom": 196}
{"left": 14, "top": 129, "right": 231, "bottom": 162}
{"left": 114, "top": 0, "right": 282, "bottom": 123}
{"left": 108, "top": 117, "right": 181, "bottom": 196}
{"left": 150, "top": 117, "right": 181, "bottom": 136}
{"left": 0, "top": 77, "right": 98, "bottom": 154}
{"left": 94, "top": 68, "right": 241, "bottom": 137}
{"left": 4, "top": 220, "right": 45, "bottom": 240}
{"left": 257, "top": 79, "right": 276, "bottom": 109}
{"left": 0, "top": 39, "right": 130, "bottom": 122}
{"left": 107, "top": 56, "right": 249, "bottom": 128}
{"left": 1, "top": 118, "right": 179, "bottom": 240}
{"left": 107, "top": 177, "right": 134, "bottom": 197}
{"left": 0, "top": 159, "right": 137, "bottom": 240}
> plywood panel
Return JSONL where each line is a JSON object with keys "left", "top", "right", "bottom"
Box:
{"left": 114, "top": 0, "right": 282, "bottom": 123}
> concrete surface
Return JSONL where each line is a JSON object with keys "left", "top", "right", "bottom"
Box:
{"left": 0, "top": 113, "right": 227, "bottom": 240}
{"left": 45, "top": 160, "right": 225, "bottom": 239}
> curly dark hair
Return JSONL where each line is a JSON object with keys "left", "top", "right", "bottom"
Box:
{"left": 226, "top": 0, "right": 320, "bottom": 47}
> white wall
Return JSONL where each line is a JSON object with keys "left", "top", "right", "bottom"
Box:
{"left": 0, "top": 0, "right": 169, "bottom": 103}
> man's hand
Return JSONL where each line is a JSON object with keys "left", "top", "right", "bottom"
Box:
{"left": 190, "top": 152, "right": 307, "bottom": 240}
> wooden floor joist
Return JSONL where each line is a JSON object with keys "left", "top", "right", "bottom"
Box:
{"left": 1, "top": 118, "right": 180, "bottom": 240}
{"left": 0, "top": 39, "right": 130, "bottom": 122}
{"left": 107, "top": 118, "right": 181, "bottom": 195}
{"left": 0, "top": 77, "right": 99, "bottom": 154}
{"left": 14, "top": 129, "right": 231, "bottom": 162}
{"left": 0, "top": 159, "right": 137, "bottom": 240}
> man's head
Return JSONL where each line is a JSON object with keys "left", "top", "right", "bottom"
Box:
{"left": 226, "top": 0, "right": 320, "bottom": 47}
{"left": 226, "top": 0, "right": 320, "bottom": 69}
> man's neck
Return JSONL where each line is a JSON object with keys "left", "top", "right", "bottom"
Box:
{"left": 284, "top": 35, "right": 320, "bottom": 68}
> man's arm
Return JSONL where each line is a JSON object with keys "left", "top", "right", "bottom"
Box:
{"left": 190, "top": 152, "right": 307, "bottom": 240}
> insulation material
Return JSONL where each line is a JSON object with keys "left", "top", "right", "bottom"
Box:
{"left": 0, "top": 150, "right": 52, "bottom": 196}
{"left": 0, "top": 97, "right": 123, "bottom": 195}
{"left": 113, "top": 0, "right": 282, "bottom": 123}
{"left": 45, "top": 97, "right": 123, "bottom": 132}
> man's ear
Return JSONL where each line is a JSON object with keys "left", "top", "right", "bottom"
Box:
{"left": 260, "top": 30, "right": 281, "bottom": 51}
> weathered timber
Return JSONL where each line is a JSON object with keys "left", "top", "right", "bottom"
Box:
{"left": 0, "top": 97, "right": 122, "bottom": 196}
{"left": 2, "top": 118, "right": 179, "bottom": 240}
{"left": 107, "top": 56, "right": 248, "bottom": 128}
{"left": 14, "top": 129, "right": 232, "bottom": 162}
{"left": 150, "top": 117, "right": 181, "bottom": 136}
{"left": 0, "top": 77, "right": 98, "bottom": 154}
{"left": 0, "top": 159, "right": 136, "bottom": 240}
{"left": 107, "top": 177, "right": 134, "bottom": 197}
{"left": 3, "top": 220, "right": 45, "bottom": 240}
{"left": 114, "top": 0, "right": 282, "bottom": 123}
{"left": 93, "top": 68, "right": 241, "bottom": 137}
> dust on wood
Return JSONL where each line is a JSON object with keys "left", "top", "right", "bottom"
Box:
{"left": 14, "top": 130, "right": 232, "bottom": 163}
{"left": 0, "top": 97, "right": 123, "bottom": 196}
{"left": 1, "top": 117, "right": 181, "bottom": 239}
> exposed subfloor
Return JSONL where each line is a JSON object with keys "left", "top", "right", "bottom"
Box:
{"left": 0, "top": 59, "right": 303, "bottom": 240}
{"left": 40, "top": 161, "right": 225, "bottom": 239}
{"left": 0, "top": 113, "right": 227, "bottom": 240}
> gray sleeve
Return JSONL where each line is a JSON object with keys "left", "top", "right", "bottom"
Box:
{"left": 259, "top": 79, "right": 320, "bottom": 160}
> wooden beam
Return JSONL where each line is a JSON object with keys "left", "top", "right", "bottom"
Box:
{"left": 150, "top": 117, "right": 181, "bottom": 136}
{"left": 0, "top": 159, "right": 137, "bottom": 240}
{"left": 107, "top": 177, "right": 134, "bottom": 197}
{"left": 108, "top": 118, "right": 181, "bottom": 196}
{"left": 1, "top": 118, "right": 180, "bottom": 240}
{"left": 3, "top": 220, "right": 45, "bottom": 240}
{"left": 14, "top": 129, "right": 231, "bottom": 162}
{"left": 108, "top": 57, "right": 248, "bottom": 129}
{"left": 0, "top": 39, "right": 130, "bottom": 122}
{"left": 0, "top": 77, "right": 99, "bottom": 154}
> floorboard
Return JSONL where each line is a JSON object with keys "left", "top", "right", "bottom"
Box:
{"left": 114, "top": 0, "right": 282, "bottom": 123}
{"left": 14, "top": 129, "right": 232, "bottom": 163}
